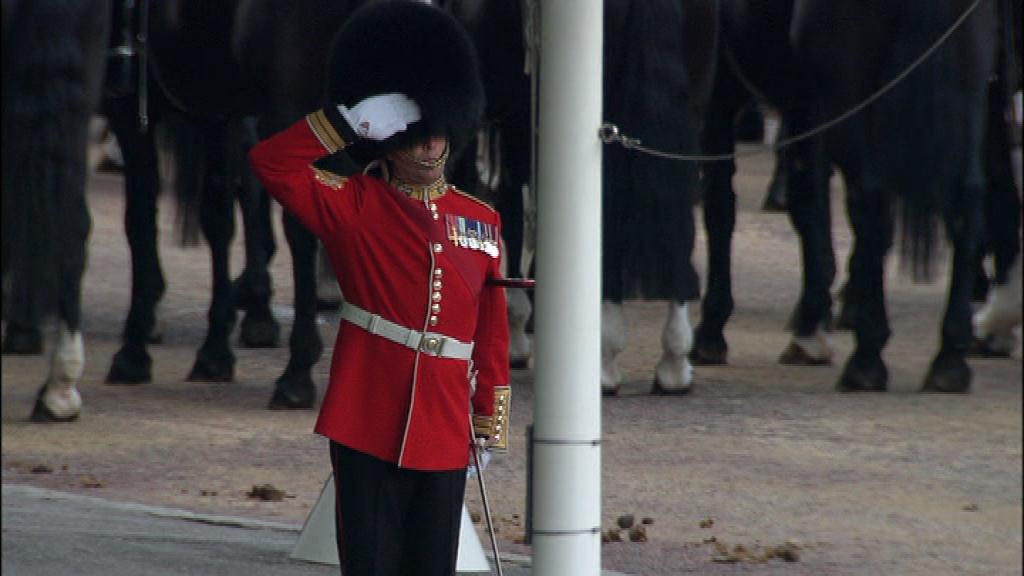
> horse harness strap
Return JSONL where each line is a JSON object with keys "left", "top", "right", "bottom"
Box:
{"left": 340, "top": 302, "right": 474, "bottom": 360}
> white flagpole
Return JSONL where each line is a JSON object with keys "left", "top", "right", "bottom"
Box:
{"left": 533, "top": 1, "right": 603, "bottom": 575}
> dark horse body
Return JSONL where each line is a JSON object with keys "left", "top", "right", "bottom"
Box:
{"left": 443, "top": 0, "right": 535, "bottom": 365}
{"left": 2, "top": 0, "right": 111, "bottom": 420}
{"left": 695, "top": 0, "right": 1000, "bottom": 391}
{"left": 4, "top": 0, "right": 285, "bottom": 393}
{"left": 127, "top": 0, "right": 380, "bottom": 408}
{"left": 448, "top": 0, "right": 719, "bottom": 394}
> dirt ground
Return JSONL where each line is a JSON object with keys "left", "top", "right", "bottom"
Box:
{"left": 3, "top": 140, "right": 1021, "bottom": 575}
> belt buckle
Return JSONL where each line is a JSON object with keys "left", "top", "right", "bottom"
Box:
{"left": 421, "top": 335, "right": 446, "bottom": 356}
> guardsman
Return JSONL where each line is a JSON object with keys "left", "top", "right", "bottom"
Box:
{"left": 248, "top": 3, "right": 510, "bottom": 575}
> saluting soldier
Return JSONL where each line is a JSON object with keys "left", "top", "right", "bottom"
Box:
{"left": 248, "top": 3, "right": 510, "bottom": 575}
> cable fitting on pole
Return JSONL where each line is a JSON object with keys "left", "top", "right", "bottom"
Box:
{"left": 598, "top": 122, "right": 641, "bottom": 149}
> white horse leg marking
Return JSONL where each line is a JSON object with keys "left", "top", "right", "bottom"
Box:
{"left": 507, "top": 287, "right": 532, "bottom": 368}
{"left": 601, "top": 301, "right": 626, "bottom": 394}
{"left": 974, "top": 257, "right": 1023, "bottom": 354}
{"left": 39, "top": 322, "right": 84, "bottom": 420}
{"left": 654, "top": 302, "right": 694, "bottom": 392}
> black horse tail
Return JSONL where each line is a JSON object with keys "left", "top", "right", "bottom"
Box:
{"left": 2, "top": 0, "right": 109, "bottom": 319}
{"left": 158, "top": 110, "right": 249, "bottom": 247}
{"left": 158, "top": 110, "right": 206, "bottom": 246}
{"left": 874, "top": 0, "right": 996, "bottom": 280}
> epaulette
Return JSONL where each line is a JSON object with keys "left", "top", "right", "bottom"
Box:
{"left": 306, "top": 109, "right": 347, "bottom": 153}
{"left": 311, "top": 166, "right": 348, "bottom": 190}
{"left": 451, "top": 187, "right": 497, "bottom": 213}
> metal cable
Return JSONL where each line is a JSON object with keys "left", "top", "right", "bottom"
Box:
{"left": 599, "top": 0, "right": 984, "bottom": 162}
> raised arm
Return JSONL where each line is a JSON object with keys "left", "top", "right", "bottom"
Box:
{"left": 248, "top": 94, "right": 421, "bottom": 238}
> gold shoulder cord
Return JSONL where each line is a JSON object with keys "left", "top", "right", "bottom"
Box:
{"left": 311, "top": 167, "right": 348, "bottom": 190}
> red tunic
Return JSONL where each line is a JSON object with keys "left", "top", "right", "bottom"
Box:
{"left": 249, "top": 110, "right": 510, "bottom": 471}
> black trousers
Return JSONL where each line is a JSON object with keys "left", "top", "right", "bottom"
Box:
{"left": 329, "top": 442, "right": 467, "bottom": 576}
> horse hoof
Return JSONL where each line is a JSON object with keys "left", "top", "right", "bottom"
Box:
{"left": 779, "top": 342, "right": 831, "bottom": 366}
{"left": 30, "top": 390, "right": 79, "bottom": 423}
{"left": 187, "top": 349, "right": 234, "bottom": 382}
{"left": 836, "top": 355, "right": 887, "bottom": 392}
{"left": 651, "top": 379, "right": 692, "bottom": 395}
{"left": 105, "top": 348, "right": 152, "bottom": 385}
{"left": 31, "top": 401, "right": 80, "bottom": 423}
{"left": 921, "top": 354, "right": 971, "bottom": 393}
{"left": 239, "top": 314, "right": 280, "bottom": 348}
{"left": 268, "top": 378, "right": 315, "bottom": 410}
{"left": 2, "top": 326, "right": 43, "bottom": 355}
{"left": 968, "top": 335, "right": 1015, "bottom": 358}
{"left": 690, "top": 340, "right": 727, "bottom": 365}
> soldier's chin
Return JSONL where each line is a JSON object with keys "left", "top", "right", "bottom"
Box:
{"left": 398, "top": 163, "right": 444, "bottom": 185}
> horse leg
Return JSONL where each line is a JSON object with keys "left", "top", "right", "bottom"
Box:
{"left": 507, "top": 287, "right": 532, "bottom": 369}
{"left": 106, "top": 96, "right": 165, "bottom": 384}
{"left": 693, "top": 73, "right": 740, "bottom": 365}
{"left": 234, "top": 118, "right": 281, "bottom": 348}
{"left": 734, "top": 99, "right": 765, "bottom": 143}
{"left": 34, "top": 124, "right": 93, "bottom": 421}
{"left": 922, "top": 181, "right": 985, "bottom": 393}
{"left": 762, "top": 118, "right": 788, "bottom": 212}
{"left": 653, "top": 301, "right": 694, "bottom": 395}
{"left": 974, "top": 258, "right": 1023, "bottom": 355}
{"left": 836, "top": 182, "right": 891, "bottom": 391}
{"left": 778, "top": 119, "right": 835, "bottom": 366}
{"left": 268, "top": 213, "right": 322, "bottom": 409}
{"left": 31, "top": 322, "right": 85, "bottom": 422}
{"left": 601, "top": 300, "right": 626, "bottom": 396}
{"left": 33, "top": 193, "right": 90, "bottom": 421}
{"left": 833, "top": 168, "right": 874, "bottom": 333}
{"left": 315, "top": 242, "right": 343, "bottom": 310}
{"left": 499, "top": 120, "right": 533, "bottom": 368}
{"left": 187, "top": 126, "right": 236, "bottom": 382}
{"left": 971, "top": 83, "right": 1023, "bottom": 356}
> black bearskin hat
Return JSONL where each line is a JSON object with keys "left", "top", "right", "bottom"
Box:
{"left": 326, "top": 0, "right": 484, "bottom": 157}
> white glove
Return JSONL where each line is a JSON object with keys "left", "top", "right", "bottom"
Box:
{"left": 338, "top": 93, "right": 421, "bottom": 141}
{"left": 466, "top": 440, "right": 493, "bottom": 478}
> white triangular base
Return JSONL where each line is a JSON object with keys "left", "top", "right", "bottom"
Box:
{"left": 291, "top": 474, "right": 491, "bottom": 574}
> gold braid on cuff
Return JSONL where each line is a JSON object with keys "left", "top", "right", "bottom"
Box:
{"left": 474, "top": 386, "right": 511, "bottom": 451}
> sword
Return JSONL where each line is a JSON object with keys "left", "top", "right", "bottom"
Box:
{"left": 472, "top": 438, "right": 504, "bottom": 576}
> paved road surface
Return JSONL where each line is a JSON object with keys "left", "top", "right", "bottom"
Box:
{"left": 2, "top": 484, "right": 546, "bottom": 576}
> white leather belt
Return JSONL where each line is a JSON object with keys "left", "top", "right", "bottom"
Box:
{"left": 340, "top": 302, "right": 474, "bottom": 360}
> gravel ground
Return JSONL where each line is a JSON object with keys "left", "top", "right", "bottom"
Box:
{"left": 3, "top": 141, "right": 1021, "bottom": 575}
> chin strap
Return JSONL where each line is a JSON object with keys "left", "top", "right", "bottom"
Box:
{"left": 401, "top": 142, "right": 450, "bottom": 169}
